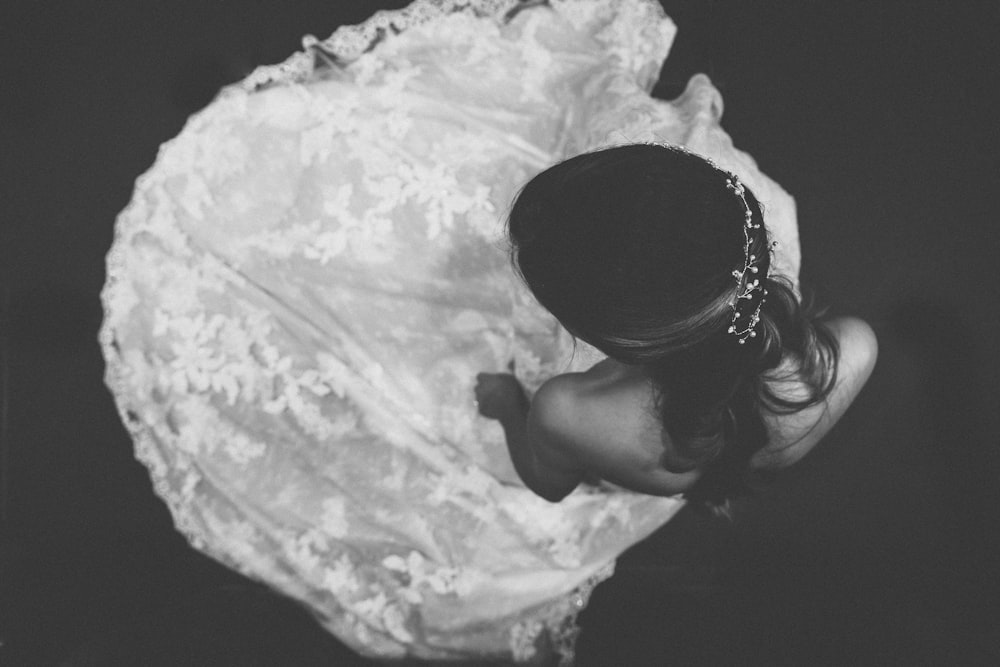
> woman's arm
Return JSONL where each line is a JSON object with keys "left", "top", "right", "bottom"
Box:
{"left": 752, "top": 316, "right": 879, "bottom": 469}
{"left": 474, "top": 372, "right": 584, "bottom": 501}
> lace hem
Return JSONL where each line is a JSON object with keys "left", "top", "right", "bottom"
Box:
{"left": 99, "top": 201, "right": 196, "bottom": 566}
{"left": 509, "top": 560, "right": 616, "bottom": 665}
{"left": 237, "top": 0, "right": 671, "bottom": 94}
{"left": 240, "top": 0, "right": 523, "bottom": 92}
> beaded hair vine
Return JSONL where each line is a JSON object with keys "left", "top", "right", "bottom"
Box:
{"left": 657, "top": 143, "right": 776, "bottom": 344}
{"left": 724, "top": 173, "right": 777, "bottom": 344}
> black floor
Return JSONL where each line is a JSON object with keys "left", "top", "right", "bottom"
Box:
{"left": 3, "top": 1, "right": 999, "bottom": 665}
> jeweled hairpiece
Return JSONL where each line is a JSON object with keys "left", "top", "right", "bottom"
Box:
{"left": 724, "top": 173, "right": 774, "bottom": 344}
{"left": 657, "top": 143, "right": 776, "bottom": 344}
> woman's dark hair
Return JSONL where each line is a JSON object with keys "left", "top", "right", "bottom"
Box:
{"left": 507, "top": 144, "right": 839, "bottom": 512}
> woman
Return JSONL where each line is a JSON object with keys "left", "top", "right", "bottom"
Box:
{"left": 101, "top": 0, "right": 874, "bottom": 662}
{"left": 476, "top": 144, "right": 876, "bottom": 511}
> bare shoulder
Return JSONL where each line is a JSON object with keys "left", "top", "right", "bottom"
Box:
{"left": 531, "top": 367, "right": 643, "bottom": 438}
{"left": 529, "top": 373, "right": 589, "bottom": 440}
{"left": 831, "top": 317, "right": 879, "bottom": 371}
{"left": 529, "top": 364, "right": 700, "bottom": 496}
{"left": 524, "top": 372, "right": 603, "bottom": 479}
{"left": 754, "top": 316, "right": 878, "bottom": 468}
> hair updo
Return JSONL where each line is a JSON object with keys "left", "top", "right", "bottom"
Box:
{"left": 507, "top": 143, "right": 839, "bottom": 511}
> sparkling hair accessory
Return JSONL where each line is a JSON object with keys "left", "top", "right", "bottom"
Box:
{"left": 657, "top": 143, "right": 777, "bottom": 344}
{"left": 724, "top": 173, "right": 776, "bottom": 344}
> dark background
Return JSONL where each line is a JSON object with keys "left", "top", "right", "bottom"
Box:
{"left": 2, "top": 1, "right": 998, "bottom": 664}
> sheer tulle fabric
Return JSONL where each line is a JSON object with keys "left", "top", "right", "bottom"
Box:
{"left": 100, "top": 0, "right": 799, "bottom": 662}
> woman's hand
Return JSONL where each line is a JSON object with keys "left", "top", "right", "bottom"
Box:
{"left": 474, "top": 371, "right": 528, "bottom": 422}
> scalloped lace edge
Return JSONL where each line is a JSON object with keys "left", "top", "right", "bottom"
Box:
{"left": 239, "top": 0, "right": 523, "bottom": 92}
{"left": 509, "top": 560, "right": 616, "bottom": 664}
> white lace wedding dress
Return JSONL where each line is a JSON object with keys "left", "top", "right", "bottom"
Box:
{"left": 100, "top": 0, "right": 800, "bottom": 662}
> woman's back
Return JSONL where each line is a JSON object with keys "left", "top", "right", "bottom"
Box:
{"left": 528, "top": 359, "right": 702, "bottom": 497}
